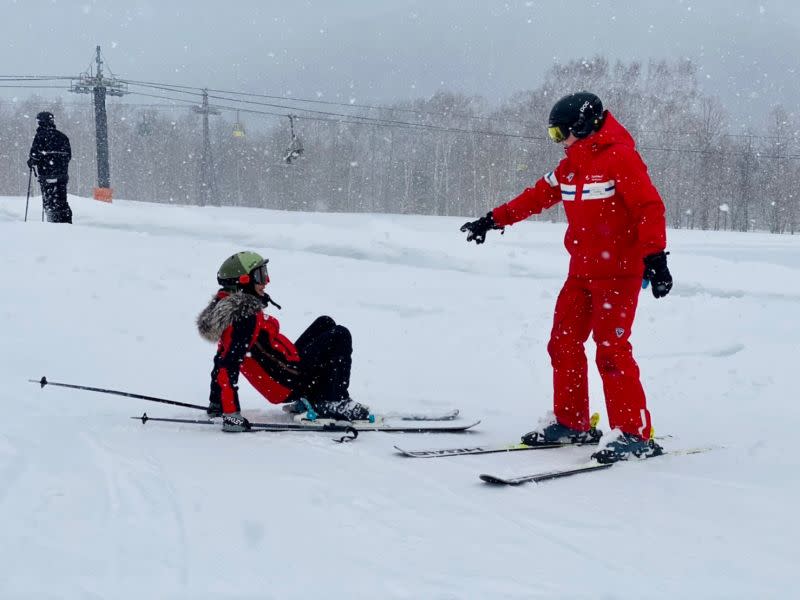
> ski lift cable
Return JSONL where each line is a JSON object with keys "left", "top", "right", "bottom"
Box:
{"left": 117, "top": 76, "right": 530, "bottom": 126}
{"left": 120, "top": 78, "right": 545, "bottom": 132}
{"left": 210, "top": 89, "right": 516, "bottom": 126}
{"left": 0, "top": 84, "right": 71, "bottom": 89}
{"left": 0, "top": 72, "right": 796, "bottom": 158}
{"left": 120, "top": 78, "right": 800, "bottom": 146}
{"left": 123, "top": 80, "right": 491, "bottom": 130}
{"left": 123, "top": 90, "right": 800, "bottom": 160}
{"left": 199, "top": 89, "right": 547, "bottom": 140}
{"left": 638, "top": 145, "right": 800, "bottom": 160}
{"left": 125, "top": 88, "right": 545, "bottom": 141}
{"left": 2, "top": 74, "right": 798, "bottom": 145}
{"left": 126, "top": 78, "right": 800, "bottom": 143}
{"left": 0, "top": 75, "right": 75, "bottom": 81}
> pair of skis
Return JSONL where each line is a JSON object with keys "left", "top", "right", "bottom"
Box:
{"left": 134, "top": 410, "right": 477, "bottom": 435}
{"left": 395, "top": 440, "right": 715, "bottom": 485}
{"left": 33, "top": 377, "right": 713, "bottom": 483}
{"left": 31, "top": 376, "right": 474, "bottom": 437}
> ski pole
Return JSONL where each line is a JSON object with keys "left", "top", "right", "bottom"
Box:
{"left": 29, "top": 376, "right": 208, "bottom": 411}
{"left": 24, "top": 167, "right": 32, "bottom": 222}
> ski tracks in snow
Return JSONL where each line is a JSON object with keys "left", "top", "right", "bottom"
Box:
{"left": 80, "top": 429, "right": 191, "bottom": 585}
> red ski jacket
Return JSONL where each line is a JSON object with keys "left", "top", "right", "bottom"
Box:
{"left": 197, "top": 290, "right": 301, "bottom": 413}
{"left": 492, "top": 111, "right": 666, "bottom": 279}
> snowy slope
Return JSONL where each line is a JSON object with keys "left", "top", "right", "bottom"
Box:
{"left": 1, "top": 193, "right": 797, "bottom": 599}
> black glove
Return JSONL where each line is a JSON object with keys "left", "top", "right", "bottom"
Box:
{"left": 460, "top": 211, "right": 500, "bottom": 244}
{"left": 642, "top": 251, "right": 672, "bottom": 298}
{"left": 26, "top": 158, "right": 34, "bottom": 169}
{"left": 222, "top": 412, "right": 251, "bottom": 432}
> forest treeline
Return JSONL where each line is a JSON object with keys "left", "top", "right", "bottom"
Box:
{"left": 1, "top": 56, "right": 797, "bottom": 232}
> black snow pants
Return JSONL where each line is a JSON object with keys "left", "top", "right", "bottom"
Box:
{"left": 294, "top": 316, "right": 352, "bottom": 403}
{"left": 40, "top": 178, "right": 72, "bottom": 224}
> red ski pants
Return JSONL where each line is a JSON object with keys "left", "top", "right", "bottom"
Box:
{"left": 547, "top": 276, "right": 652, "bottom": 439}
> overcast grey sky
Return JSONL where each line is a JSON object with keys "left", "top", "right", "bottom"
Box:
{"left": 2, "top": 0, "right": 798, "bottom": 128}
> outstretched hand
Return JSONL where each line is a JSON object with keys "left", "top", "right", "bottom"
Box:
{"left": 460, "top": 211, "right": 500, "bottom": 244}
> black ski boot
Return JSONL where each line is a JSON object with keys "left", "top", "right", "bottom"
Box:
{"left": 312, "top": 397, "right": 371, "bottom": 421}
{"left": 591, "top": 432, "right": 663, "bottom": 464}
{"left": 521, "top": 412, "right": 602, "bottom": 446}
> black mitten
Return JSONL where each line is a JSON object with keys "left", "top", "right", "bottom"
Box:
{"left": 643, "top": 251, "right": 673, "bottom": 298}
{"left": 460, "top": 211, "right": 500, "bottom": 244}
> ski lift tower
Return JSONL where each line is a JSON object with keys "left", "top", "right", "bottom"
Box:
{"left": 193, "top": 89, "right": 221, "bottom": 206}
{"left": 70, "top": 45, "right": 127, "bottom": 202}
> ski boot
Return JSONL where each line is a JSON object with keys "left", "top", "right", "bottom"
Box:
{"left": 591, "top": 430, "right": 663, "bottom": 464}
{"left": 286, "top": 397, "right": 321, "bottom": 422}
{"left": 521, "top": 412, "right": 603, "bottom": 446}
{"left": 222, "top": 411, "right": 251, "bottom": 432}
{"left": 282, "top": 398, "right": 310, "bottom": 415}
{"left": 311, "top": 397, "right": 371, "bottom": 422}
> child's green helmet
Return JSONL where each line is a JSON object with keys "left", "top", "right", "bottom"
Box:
{"left": 216, "top": 251, "right": 269, "bottom": 290}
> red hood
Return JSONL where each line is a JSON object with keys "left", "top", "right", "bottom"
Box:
{"left": 564, "top": 111, "right": 634, "bottom": 161}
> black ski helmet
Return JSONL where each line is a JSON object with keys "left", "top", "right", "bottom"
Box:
{"left": 36, "top": 111, "right": 55, "bottom": 126}
{"left": 216, "top": 251, "right": 269, "bottom": 291}
{"left": 547, "top": 92, "right": 604, "bottom": 142}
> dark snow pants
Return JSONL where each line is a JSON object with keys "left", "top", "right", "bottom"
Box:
{"left": 293, "top": 316, "right": 353, "bottom": 403}
{"left": 40, "top": 179, "right": 72, "bottom": 224}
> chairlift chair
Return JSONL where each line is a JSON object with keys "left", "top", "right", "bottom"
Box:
{"left": 283, "top": 114, "right": 304, "bottom": 163}
{"left": 233, "top": 112, "right": 245, "bottom": 138}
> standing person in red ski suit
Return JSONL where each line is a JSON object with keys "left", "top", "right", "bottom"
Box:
{"left": 460, "top": 92, "right": 672, "bottom": 463}
{"left": 196, "top": 251, "right": 370, "bottom": 432}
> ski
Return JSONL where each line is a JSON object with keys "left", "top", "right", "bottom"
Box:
{"left": 479, "top": 447, "right": 716, "bottom": 486}
{"left": 395, "top": 432, "right": 670, "bottom": 459}
{"left": 133, "top": 414, "right": 360, "bottom": 442}
{"left": 283, "top": 405, "right": 460, "bottom": 422}
{"left": 393, "top": 441, "right": 587, "bottom": 458}
{"left": 133, "top": 413, "right": 480, "bottom": 433}
{"left": 480, "top": 462, "right": 612, "bottom": 485}
{"left": 400, "top": 411, "right": 604, "bottom": 457}
{"left": 382, "top": 409, "right": 460, "bottom": 421}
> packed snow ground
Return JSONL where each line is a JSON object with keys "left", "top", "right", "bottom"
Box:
{"left": 1, "top": 193, "right": 797, "bottom": 599}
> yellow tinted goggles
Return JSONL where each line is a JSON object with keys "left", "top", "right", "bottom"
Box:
{"left": 547, "top": 124, "right": 569, "bottom": 143}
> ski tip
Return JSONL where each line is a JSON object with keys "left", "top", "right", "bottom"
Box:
{"left": 393, "top": 445, "right": 414, "bottom": 456}
{"left": 479, "top": 474, "right": 518, "bottom": 485}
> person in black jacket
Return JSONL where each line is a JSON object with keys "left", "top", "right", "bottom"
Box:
{"left": 27, "top": 111, "right": 72, "bottom": 223}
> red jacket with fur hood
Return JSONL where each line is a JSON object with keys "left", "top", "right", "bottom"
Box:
{"left": 197, "top": 290, "right": 300, "bottom": 413}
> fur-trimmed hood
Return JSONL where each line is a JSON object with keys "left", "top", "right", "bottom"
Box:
{"left": 196, "top": 291, "right": 264, "bottom": 342}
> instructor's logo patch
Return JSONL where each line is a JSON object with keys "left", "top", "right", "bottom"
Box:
{"left": 615, "top": 327, "right": 625, "bottom": 338}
